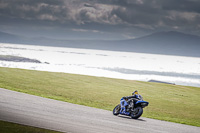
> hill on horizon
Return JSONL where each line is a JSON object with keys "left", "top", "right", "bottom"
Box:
{"left": 116, "top": 31, "right": 200, "bottom": 57}
{"left": 0, "top": 31, "right": 200, "bottom": 57}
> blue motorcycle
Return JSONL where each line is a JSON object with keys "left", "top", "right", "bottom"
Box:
{"left": 113, "top": 94, "right": 149, "bottom": 119}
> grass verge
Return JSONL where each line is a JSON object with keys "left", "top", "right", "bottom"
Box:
{"left": 0, "top": 67, "right": 199, "bottom": 127}
{"left": 0, "top": 120, "right": 62, "bottom": 133}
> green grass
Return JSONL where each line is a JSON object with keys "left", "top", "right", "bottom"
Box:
{"left": 0, "top": 120, "right": 62, "bottom": 133}
{"left": 0, "top": 67, "right": 200, "bottom": 127}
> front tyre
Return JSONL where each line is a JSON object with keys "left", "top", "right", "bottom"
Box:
{"left": 113, "top": 104, "right": 121, "bottom": 115}
{"left": 131, "top": 107, "right": 143, "bottom": 119}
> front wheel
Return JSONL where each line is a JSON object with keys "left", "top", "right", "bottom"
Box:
{"left": 131, "top": 107, "right": 143, "bottom": 119}
{"left": 113, "top": 104, "right": 121, "bottom": 115}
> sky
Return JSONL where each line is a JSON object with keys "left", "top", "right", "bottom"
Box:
{"left": 0, "top": 0, "right": 200, "bottom": 40}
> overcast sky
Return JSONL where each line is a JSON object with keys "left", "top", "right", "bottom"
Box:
{"left": 0, "top": 0, "right": 200, "bottom": 40}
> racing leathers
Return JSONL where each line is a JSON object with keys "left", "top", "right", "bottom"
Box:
{"left": 120, "top": 95, "right": 138, "bottom": 115}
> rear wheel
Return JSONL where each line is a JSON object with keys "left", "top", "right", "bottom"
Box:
{"left": 113, "top": 104, "right": 121, "bottom": 115}
{"left": 131, "top": 107, "right": 143, "bottom": 119}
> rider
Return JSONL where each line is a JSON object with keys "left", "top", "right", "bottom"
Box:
{"left": 120, "top": 90, "right": 139, "bottom": 115}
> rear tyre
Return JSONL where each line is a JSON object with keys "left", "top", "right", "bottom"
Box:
{"left": 113, "top": 104, "right": 121, "bottom": 115}
{"left": 131, "top": 107, "right": 143, "bottom": 119}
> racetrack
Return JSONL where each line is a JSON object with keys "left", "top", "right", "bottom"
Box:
{"left": 0, "top": 88, "right": 199, "bottom": 133}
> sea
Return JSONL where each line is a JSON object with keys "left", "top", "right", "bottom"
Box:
{"left": 0, "top": 43, "right": 200, "bottom": 87}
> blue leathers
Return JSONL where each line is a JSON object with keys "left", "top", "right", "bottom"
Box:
{"left": 120, "top": 94, "right": 138, "bottom": 115}
{"left": 120, "top": 98, "right": 130, "bottom": 115}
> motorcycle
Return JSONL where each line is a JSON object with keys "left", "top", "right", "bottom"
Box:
{"left": 113, "top": 94, "right": 149, "bottom": 119}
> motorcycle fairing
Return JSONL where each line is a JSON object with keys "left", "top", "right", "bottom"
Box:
{"left": 135, "top": 100, "right": 149, "bottom": 107}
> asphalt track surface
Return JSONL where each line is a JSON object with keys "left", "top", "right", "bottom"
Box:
{"left": 0, "top": 88, "right": 199, "bottom": 133}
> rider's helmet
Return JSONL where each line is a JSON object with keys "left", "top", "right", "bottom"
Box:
{"left": 132, "top": 90, "right": 138, "bottom": 95}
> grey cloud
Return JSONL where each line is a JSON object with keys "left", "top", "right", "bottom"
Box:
{"left": 0, "top": 0, "right": 200, "bottom": 39}
{"left": 108, "top": 0, "right": 200, "bottom": 32}
{"left": 1, "top": 0, "right": 199, "bottom": 26}
{"left": 0, "top": 0, "right": 70, "bottom": 22}
{"left": 84, "top": 3, "right": 95, "bottom": 8}
{"left": 160, "top": 0, "right": 200, "bottom": 13}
